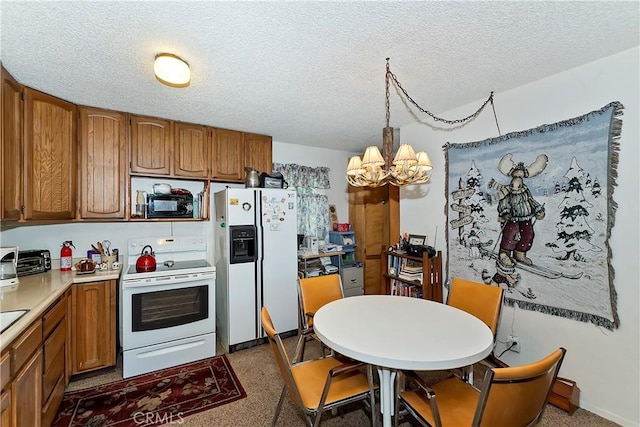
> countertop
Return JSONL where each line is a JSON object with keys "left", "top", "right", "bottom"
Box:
{"left": 0, "top": 266, "right": 121, "bottom": 351}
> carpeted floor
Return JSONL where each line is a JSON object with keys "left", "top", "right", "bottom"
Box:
{"left": 66, "top": 337, "right": 620, "bottom": 426}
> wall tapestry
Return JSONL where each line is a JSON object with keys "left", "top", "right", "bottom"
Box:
{"left": 444, "top": 102, "right": 623, "bottom": 330}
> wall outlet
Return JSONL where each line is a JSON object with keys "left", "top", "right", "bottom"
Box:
{"left": 507, "top": 334, "right": 521, "bottom": 353}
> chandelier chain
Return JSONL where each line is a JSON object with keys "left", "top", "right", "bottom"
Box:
{"left": 386, "top": 65, "right": 494, "bottom": 125}
{"left": 491, "top": 95, "right": 502, "bottom": 136}
{"left": 385, "top": 58, "right": 391, "bottom": 127}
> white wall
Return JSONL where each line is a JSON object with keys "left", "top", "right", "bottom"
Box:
{"left": 400, "top": 47, "right": 639, "bottom": 425}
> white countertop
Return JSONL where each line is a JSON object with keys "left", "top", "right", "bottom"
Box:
{"left": 0, "top": 266, "right": 121, "bottom": 351}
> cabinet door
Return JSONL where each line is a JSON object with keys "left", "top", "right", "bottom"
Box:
{"left": 349, "top": 185, "right": 399, "bottom": 295}
{"left": 78, "top": 107, "right": 128, "bottom": 218}
{"left": 1, "top": 66, "right": 23, "bottom": 220}
{"left": 0, "top": 389, "right": 10, "bottom": 427}
{"left": 71, "top": 280, "right": 116, "bottom": 374}
{"left": 65, "top": 289, "right": 72, "bottom": 386}
{"left": 244, "top": 132, "right": 272, "bottom": 174}
{"left": 130, "top": 115, "right": 171, "bottom": 175}
{"left": 211, "top": 128, "right": 244, "bottom": 181}
{"left": 12, "top": 349, "right": 42, "bottom": 427}
{"left": 23, "top": 87, "right": 76, "bottom": 220}
{"left": 174, "top": 122, "right": 209, "bottom": 178}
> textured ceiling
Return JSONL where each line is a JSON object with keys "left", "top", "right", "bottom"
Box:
{"left": 1, "top": 1, "right": 638, "bottom": 153}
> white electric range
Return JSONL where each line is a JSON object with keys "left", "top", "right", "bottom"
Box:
{"left": 120, "top": 236, "right": 216, "bottom": 378}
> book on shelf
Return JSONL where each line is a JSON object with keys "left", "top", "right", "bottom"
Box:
{"left": 398, "top": 273, "right": 423, "bottom": 282}
{"left": 390, "top": 279, "right": 423, "bottom": 298}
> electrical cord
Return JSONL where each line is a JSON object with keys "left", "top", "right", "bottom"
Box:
{"left": 497, "top": 341, "right": 517, "bottom": 358}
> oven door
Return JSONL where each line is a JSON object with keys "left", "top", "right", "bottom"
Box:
{"left": 122, "top": 274, "right": 215, "bottom": 350}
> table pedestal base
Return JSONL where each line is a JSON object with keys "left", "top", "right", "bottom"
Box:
{"left": 377, "top": 367, "right": 397, "bottom": 427}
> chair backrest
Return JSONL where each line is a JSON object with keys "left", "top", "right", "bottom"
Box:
{"left": 447, "top": 277, "right": 504, "bottom": 337}
{"left": 474, "top": 347, "right": 566, "bottom": 426}
{"left": 261, "top": 307, "right": 306, "bottom": 408}
{"left": 297, "top": 275, "right": 344, "bottom": 328}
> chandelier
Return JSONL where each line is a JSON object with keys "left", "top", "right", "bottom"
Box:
{"left": 346, "top": 58, "right": 496, "bottom": 187}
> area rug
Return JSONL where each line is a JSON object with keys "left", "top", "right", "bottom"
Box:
{"left": 52, "top": 355, "right": 246, "bottom": 427}
{"left": 444, "top": 102, "right": 623, "bottom": 330}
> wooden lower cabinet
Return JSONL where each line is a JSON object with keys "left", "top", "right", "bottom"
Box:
{"left": 0, "top": 389, "right": 11, "bottom": 427}
{"left": 71, "top": 280, "right": 116, "bottom": 374}
{"left": 12, "top": 348, "right": 43, "bottom": 427}
{"left": 41, "top": 297, "right": 66, "bottom": 427}
{"left": 0, "top": 281, "right": 116, "bottom": 427}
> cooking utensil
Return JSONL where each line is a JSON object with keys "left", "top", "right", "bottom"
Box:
{"left": 153, "top": 183, "right": 172, "bottom": 195}
{"left": 97, "top": 242, "right": 105, "bottom": 255}
{"left": 135, "top": 245, "right": 156, "bottom": 273}
{"left": 102, "top": 240, "right": 111, "bottom": 256}
{"left": 91, "top": 244, "right": 102, "bottom": 255}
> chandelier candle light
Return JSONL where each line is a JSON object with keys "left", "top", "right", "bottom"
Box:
{"left": 346, "top": 58, "right": 497, "bottom": 187}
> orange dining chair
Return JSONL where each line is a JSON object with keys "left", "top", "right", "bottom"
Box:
{"left": 261, "top": 306, "right": 377, "bottom": 427}
{"left": 446, "top": 277, "right": 506, "bottom": 383}
{"left": 396, "top": 347, "right": 566, "bottom": 427}
{"left": 294, "top": 274, "right": 345, "bottom": 362}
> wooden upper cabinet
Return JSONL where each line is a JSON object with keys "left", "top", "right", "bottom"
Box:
{"left": 1, "top": 65, "right": 23, "bottom": 221}
{"left": 23, "top": 87, "right": 76, "bottom": 220}
{"left": 244, "top": 132, "right": 273, "bottom": 174}
{"left": 211, "top": 128, "right": 244, "bottom": 181}
{"left": 78, "top": 107, "right": 128, "bottom": 219}
{"left": 130, "top": 115, "right": 171, "bottom": 176}
{"left": 174, "top": 122, "right": 209, "bottom": 179}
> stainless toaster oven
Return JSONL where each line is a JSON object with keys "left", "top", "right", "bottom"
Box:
{"left": 17, "top": 249, "right": 51, "bottom": 276}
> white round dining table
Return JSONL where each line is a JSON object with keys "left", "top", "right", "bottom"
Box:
{"left": 313, "top": 294, "right": 494, "bottom": 427}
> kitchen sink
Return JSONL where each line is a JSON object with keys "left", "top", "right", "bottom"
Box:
{"left": 0, "top": 310, "right": 28, "bottom": 334}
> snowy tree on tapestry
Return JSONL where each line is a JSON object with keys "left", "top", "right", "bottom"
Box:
{"left": 444, "top": 102, "right": 623, "bottom": 330}
{"left": 546, "top": 157, "right": 602, "bottom": 262}
{"left": 449, "top": 162, "right": 492, "bottom": 260}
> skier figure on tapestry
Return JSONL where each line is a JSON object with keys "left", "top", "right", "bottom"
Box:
{"left": 487, "top": 153, "right": 548, "bottom": 280}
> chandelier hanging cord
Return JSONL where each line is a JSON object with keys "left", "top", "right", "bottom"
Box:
{"left": 490, "top": 95, "right": 502, "bottom": 136}
{"left": 386, "top": 59, "right": 494, "bottom": 126}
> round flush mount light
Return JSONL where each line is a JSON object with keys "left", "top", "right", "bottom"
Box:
{"left": 154, "top": 53, "right": 191, "bottom": 87}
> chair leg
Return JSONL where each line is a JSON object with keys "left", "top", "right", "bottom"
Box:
{"left": 294, "top": 335, "right": 307, "bottom": 363}
{"left": 271, "top": 385, "right": 288, "bottom": 427}
{"left": 460, "top": 364, "right": 474, "bottom": 385}
{"left": 368, "top": 365, "right": 377, "bottom": 427}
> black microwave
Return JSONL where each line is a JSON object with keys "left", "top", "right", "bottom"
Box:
{"left": 147, "top": 194, "right": 193, "bottom": 218}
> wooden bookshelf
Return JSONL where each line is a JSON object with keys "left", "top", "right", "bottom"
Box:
{"left": 380, "top": 246, "right": 443, "bottom": 302}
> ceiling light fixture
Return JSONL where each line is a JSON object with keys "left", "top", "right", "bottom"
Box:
{"left": 154, "top": 53, "right": 191, "bottom": 87}
{"left": 346, "top": 58, "right": 497, "bottom": 187}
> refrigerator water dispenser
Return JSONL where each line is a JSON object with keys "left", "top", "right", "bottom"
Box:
{"left": 230, "top": 225, "right": 257, "bottom": 264}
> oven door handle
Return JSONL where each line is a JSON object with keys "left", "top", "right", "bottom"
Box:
{"left": 137, "top": 339, "right": 208, "bottom": 358}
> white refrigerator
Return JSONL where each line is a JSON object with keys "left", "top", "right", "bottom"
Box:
{"left": 214, "top": 188, "right": 298, "bottom": 352}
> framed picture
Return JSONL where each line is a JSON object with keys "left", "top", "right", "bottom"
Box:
{"left": 408, "top": 234, "right": 426, "bottom": 246}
